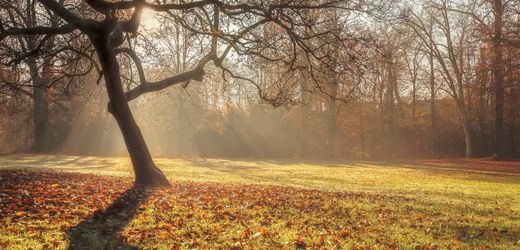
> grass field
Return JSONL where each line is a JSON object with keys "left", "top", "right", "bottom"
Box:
{"left": 0, "top": 155, "right": 519, "bottom": 249}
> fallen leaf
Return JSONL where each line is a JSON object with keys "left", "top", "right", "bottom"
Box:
{"left": 157, "top": 232, "right": 170, "bottom": 239}
{"left": 242, "top": 228, "right": 250, "bottom": 238}
{"left": 294, "top": 236, "right": 306, "bottom": 249}
{"left": 14, "top": 211, "right": 26, "bottom": 216}
{"left": 339, "top": 230, "right": 350, "bottom": 238}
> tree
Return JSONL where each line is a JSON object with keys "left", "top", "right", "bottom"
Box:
{"left": 1, "top": 0, "right": 365, "bottom": 186}
{"left": 427, "top": 16, "right": 438, "bottom": 157}
{"left": 447, "top": 0, "right": 519, "bottom": 159}
{"left": 406, "top": 0, "right": 477, "bottom": 158}
{"left": 371, "top": 23, "right": 408, "bottom": 158}
{"left": 305, "top": 9, "right": 365, "bottom": 158}
{"left": 404, "top": 36, "right": 424, "bottom": 127}
{"left": 0, "top": 0, "right": 89, "bottom": 152}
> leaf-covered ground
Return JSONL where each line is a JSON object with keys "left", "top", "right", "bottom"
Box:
{"left": 0, "top": 155, "right": 520, "bottom": 249}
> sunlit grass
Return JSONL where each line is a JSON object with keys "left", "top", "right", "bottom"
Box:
{"left": 0, "top": 155, "right": 519, "bottom": 249}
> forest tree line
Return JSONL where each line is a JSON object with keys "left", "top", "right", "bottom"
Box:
{"left": 1, "top": 0, "right": 519, "bottom": 160}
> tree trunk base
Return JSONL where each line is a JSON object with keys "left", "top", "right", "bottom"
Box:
{"left": 134, "top": 165, "right": 171, "bottom": 187}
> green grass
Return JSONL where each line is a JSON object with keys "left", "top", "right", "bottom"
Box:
{"left": 1, "top": 155, "right": 519, "bottom": 249}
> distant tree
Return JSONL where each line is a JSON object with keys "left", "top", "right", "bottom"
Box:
{"left": 447, "top": 0, "right": 520, "bottom": 159}
{"left": 0, "top": 0, "right": 91, "bottom": 152}
{"left": 406, "top": 0, "right": 478, "bottom": 158}
{"left": 404, "top": 35, "right": 424, "bottom": 127}
{"left": 371, "top": 23, "right": 408, "bottom": 158}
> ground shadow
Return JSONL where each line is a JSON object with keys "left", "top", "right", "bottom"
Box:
{"left": 0, "top": 155, "right": 120, "bottom": 171}
{"left": 67, "top": 186, "right": 151, "bottom": 249}
{"left": 185, "top": 158, "right": 262, "bottom": 174}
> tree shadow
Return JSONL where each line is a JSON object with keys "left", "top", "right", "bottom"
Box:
{"left": 67, "top": 186, "right": 151, "bottom": 249}
{"left": 185, "top": 158, "right": 262, "bottom": 174}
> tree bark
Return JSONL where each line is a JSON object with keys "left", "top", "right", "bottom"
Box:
{"left": 326, "top": 89, "right": 338, "bottom": 158}
{"left": 492, "top": 0, "right": 505, "bottom": 159}
{"left": 412, "top": 78, "right": 416, "bottom": 126}
{"left": 32, "top": 81, "right": 50, "bottom": 152}
{"left": 385, "top": 55, "right": 396, "bottom": 159}
{"left": 298, "top": 80, "right": 310, "bottom": 158}
{"left": 92, "top": 34, "right": 170, "bottom": 187}
{"left": 429, "top": 51, "right": 436, "bottom": 158}
{"left": 476, "top": 53, "right": 487, "bottom": 156}
{"left": 494, "top": 85, "right": 504, "bottom": 159}
{"left": 510, "top": 125, "right": 516, "bottom": 158}
{"left": 28, "top": 58, "right": 50, "bottom": 153}
{"left": 359, "top": 102, "right": 366, "bottom": 160}
{"left": 458, "top": 103, "right": 474, "bottom": 158}
{"left": 462, "top": 116, "right": 474, "bottom": 158}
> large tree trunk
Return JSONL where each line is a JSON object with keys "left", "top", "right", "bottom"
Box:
{"left": 459, "top": 105, "right": 474, "bottom": 158}
{"left": 492, "top": 0, "right": 505, "bottom": 159}
{"left": 462, "top": 117, "right": 474, "bottom": 158}
{"left": 476, "top": 84, "right": 486, "bottom": 156}
{"left": 385, "top": 57, "right": 396, "bottom": 159}
{"left": 326, "top": 95, "right": 338, "bottom": 158}
{"left": 28, "top": 59, "right": 50, "bottom": 153}
{"left": 494, "top": 86, "right": 504, "bottom": 159}
{"left": 412, "top": 78, "right": 416, "bottom": 126}
{"left": 358, "top": 102, "right": 366, "bottom": 160}
{"left": 510, "top": 125, "right": 516, "bottom": 158}
{"left": 428, "top": 20, "right": 437, "bottom": 158}
{"left": 93, "top": 37, "right": 170, "bottom": 187}
{"left": 298, "top": 71, "right": 311, "bottom": 158}
{"left": 32, "top": 83, "right": 50, "bottom": 152}
{"left": 429, "top": 61, "right": 436, "bottom": 158}
{"left": 510, "top": 86, "right": 518, "bottom": 158}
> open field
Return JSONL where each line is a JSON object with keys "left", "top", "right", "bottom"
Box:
{"left": 0, "top": 155, "right": 519, "bottom": 249}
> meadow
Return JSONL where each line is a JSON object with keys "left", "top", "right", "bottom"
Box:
{"left": 0, "top": 155, "right": 519, "bottom": 249}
